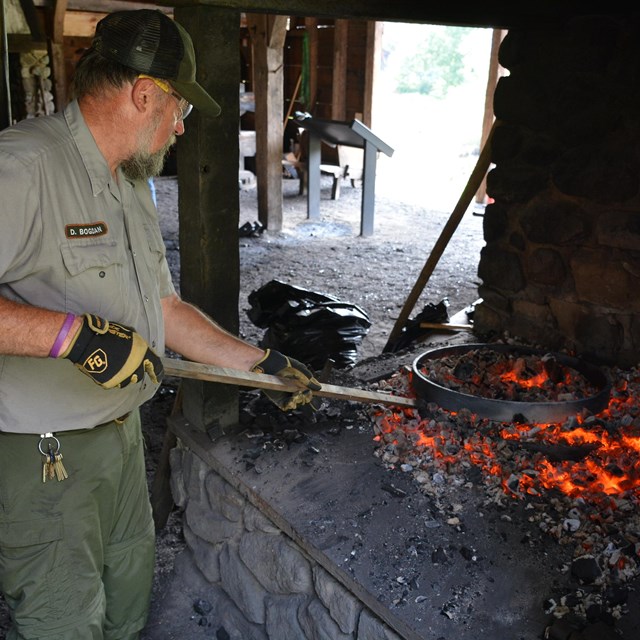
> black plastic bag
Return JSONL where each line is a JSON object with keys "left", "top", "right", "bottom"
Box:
{"left": 247, "top": 280, "right": 371, "bottom": 370}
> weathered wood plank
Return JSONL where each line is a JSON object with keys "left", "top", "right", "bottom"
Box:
{"left": 246, "top": 13, "right": 284, "bottom": 231}
{"left": 330, "top": 19, "right": 347, "bottom": 120}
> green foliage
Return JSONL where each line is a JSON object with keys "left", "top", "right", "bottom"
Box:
{"left": 395, "top": 27, "right": 473, "bottom": 98}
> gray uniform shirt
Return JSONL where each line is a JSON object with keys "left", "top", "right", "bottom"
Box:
{"left": 0, "top": 100, "right": 176, "bottom": 433}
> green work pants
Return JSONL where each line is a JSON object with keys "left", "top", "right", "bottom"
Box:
{"left": 0, "top": 411, "right": 155, "bottom": 639}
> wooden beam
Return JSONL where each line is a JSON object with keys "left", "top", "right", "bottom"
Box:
{"left": 331, "top": 19, "right": 347, "bottom": 120}
{"left": 7, "top": 33, "right": 46, "bottom": 50}
{"left": 51, "top": 0, "right": 65, "bottom": 41}
{"left": 267, "top": 12, "right": 287, "bottom": 48}
{"left": 65, "top": 0, "right": 171, "bottom": 12}
{"left": 174, "top": 5, "right": 242, "bottom": 432}
{"left": 18, "top": 0, "right": 44, "bottom": 41}
{"left": 162, "top": 0, "right": 621, "bottom": 29}
{"left": 362, "top": 20, "right": 381, "bottom": 128}
{"left": 475, "top": 28, "right": 505, "bottom": 204}
{"left": 49, "top": 0, "right": 68, "bottom": 109}
{"left": 63, "top": 10, "right": 105, "bottom": 37}
{"left": 247, "top": 13, "right": 285, "bottom": 231}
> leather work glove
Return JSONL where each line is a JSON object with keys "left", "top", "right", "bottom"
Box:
{"left": 60, "top": 314, "right": 164, "bottom": 389}
{"left": 251, "top": 349, "right": 321, "bottom": 411}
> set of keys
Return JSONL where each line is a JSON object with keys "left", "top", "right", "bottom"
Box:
{"left": 39, "top": 433, "right": 69, "bottom": 482}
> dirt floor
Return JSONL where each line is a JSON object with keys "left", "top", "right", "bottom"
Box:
{"left": 0, "top": 169, "right": 486, "bottom": 639}
{"left": 156, "top": 172, "right": 486, "bottom": 359}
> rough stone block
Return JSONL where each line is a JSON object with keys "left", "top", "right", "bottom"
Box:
{"left": 220, "top": 542, "right": 268, "bottom": 624}
{"left": 239, "top": 530, "right": 313, "bottom": 595}
{"left": 312, "top": 565, "right": 361, "bottom": 634}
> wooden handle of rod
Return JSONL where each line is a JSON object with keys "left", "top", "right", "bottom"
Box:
{"left": 161, "top": 358, "right": 417, "bottom": 409}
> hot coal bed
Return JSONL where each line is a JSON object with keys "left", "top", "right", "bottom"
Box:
{"left": 147, "top": 337, "right": 640, "bottom": 640}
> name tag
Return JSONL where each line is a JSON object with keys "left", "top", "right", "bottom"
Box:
{"left": 65, "top": 222, "right": 108, "bottom": 238}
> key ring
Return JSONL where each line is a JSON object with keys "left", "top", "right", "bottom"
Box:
{"left": 39, "top": 432, "right": 69, "bottom": 483}
{"left": 38, "top": 433, "right": 61, "bottom": 456}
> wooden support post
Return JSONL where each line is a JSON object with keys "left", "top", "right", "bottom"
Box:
{"left": 49, "top": 0, "right": 68, "bottom": 111}
{"left": 247, "top": 14, "right": 287, "bottom": 231}
{"left": 383, "top": 120, "right": 499, "bottom": 352}
{"left": 363, "top": 21, "right": 382, "bottom": 127}
{"left": 304, "top": 17, "right": 318, "bottom": 110}
{"left": 175, "top": 5, "right": 242, "bottom": 432}
{"left": 331, "top": 19, "right": 348, "bottom": 121}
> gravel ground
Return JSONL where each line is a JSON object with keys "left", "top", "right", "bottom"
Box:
{"left": 155, "top": 169, "right": 486, "bottom": 359}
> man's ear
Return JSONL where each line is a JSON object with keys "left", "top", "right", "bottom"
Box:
{"left": 131, "top": 76, "right": 155, "bottom": 114}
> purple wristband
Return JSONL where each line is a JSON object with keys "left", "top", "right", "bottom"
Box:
{"left": 49, "top": 313, "right": 77, "bottom": 358}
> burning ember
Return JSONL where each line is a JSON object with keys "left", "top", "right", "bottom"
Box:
{"left": 421, "top": 347, "right": 601, "bottom": 402}
{"left": 370, "top": 344, "right": 640, "bottom": 626}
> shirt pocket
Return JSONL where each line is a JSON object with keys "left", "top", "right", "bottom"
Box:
{"left": 60, "top": 240, "right": 129, "bottom": 316}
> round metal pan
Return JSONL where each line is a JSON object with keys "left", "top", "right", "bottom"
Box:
{"left": 412, "top": 343, "right": 611, "bottom": 423}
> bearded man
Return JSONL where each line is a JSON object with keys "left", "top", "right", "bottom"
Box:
{"left": 0, "top": 10, "right": 320, "bottom": 639}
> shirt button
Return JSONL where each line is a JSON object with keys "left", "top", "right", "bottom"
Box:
{"left": 132, "top": 251, "right": 137, "bottom": 257}
{"left": 152, "top": 341, "right": 156, "bottom": 348}
{"left": 144, "top": 295, "right": 149, "bottom": 302}
{"left": 99, "top": 271, "right": 106, "bottom": 278}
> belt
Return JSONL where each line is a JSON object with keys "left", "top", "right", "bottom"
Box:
{"left": 96, "top": 412, "right": 131, "bottom": 429}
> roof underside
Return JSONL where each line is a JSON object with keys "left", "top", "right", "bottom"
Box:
{"left": 161, "top": 0, "right": 627, "bottom": 29}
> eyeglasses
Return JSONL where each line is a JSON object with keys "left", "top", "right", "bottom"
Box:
{"left": 138, "top": 74, "right": 193, "bottom": 121}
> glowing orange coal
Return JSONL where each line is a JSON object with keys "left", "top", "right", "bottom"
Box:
{"left": 371, "top": 365, "right": 640, "bottom": 506}
{"left": 499, "top": 369, "right": 553, "bottom": 389}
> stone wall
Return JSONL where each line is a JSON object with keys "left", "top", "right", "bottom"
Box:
{"left": 475, "top": 14, "right": 640, "bottom": 368}
{"left": 168, "top": 445, "right": 402, "bottom": 640}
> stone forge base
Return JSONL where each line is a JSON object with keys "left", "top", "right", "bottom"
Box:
{"left": 142, "top": 405, "right": 640, "bottom": 640}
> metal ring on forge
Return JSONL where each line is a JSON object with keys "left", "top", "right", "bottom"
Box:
{"left": 412, "top": 343, "right": 611, "bottom": 423}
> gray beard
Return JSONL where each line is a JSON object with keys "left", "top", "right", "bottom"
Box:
{"left": 121, "top": 136, "right": 175, "bottom": 181}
